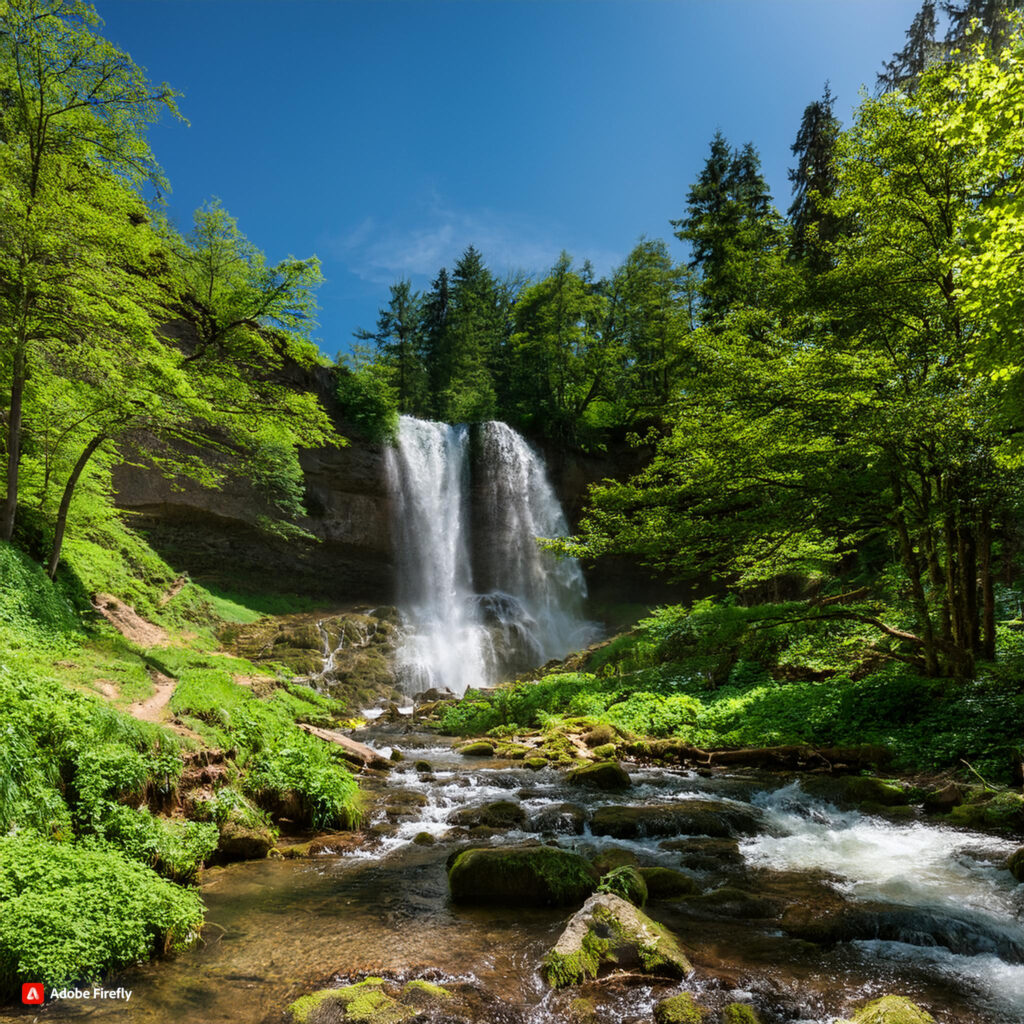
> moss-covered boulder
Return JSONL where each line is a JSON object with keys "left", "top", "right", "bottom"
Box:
{"left": 922, "top": 782, "right": 964, "bottom": 813}
{"left": 803, "top": 775, "right": 909, "bottom": 809}
{"left": 569, "top": 996, "right": 599, "bottom": 1023}
{"left": 541, "top": 892, "right": 692, "bottom": 987}
{"left": 568, "top": 761, "right": 631, "bottom": 791}
{"left": 448, "top": 845, "right": 597, "bottom": 906}
{"left": 592, "top": 801, "right": 761, "bottom": 839}
{"left": 839, "top": 995, "right": 935, "bottom": 1024}
{"left": 949, "top": 790, "right": 1024, "bottom": 831}
{"left": 590, "top": 846, "right": 640, "bottom": 874}
{"left": 399, "top": 980, "right": 451, "bottom": 1007}
{"left": 459, "top": 741, "right": 495, "bottom": 757}
{"left": 721, "top": 1004, "right": 761, "bottom": 1024}
{"left": 662, "top": 837, "right": 743, "bottom": 870}
{"left": 288, "top": 979, "right": 414, "bottom": 1024}
{"left": 654, "top": 993, "right": 705, "bottom": 1023}
{"left": 530, "top": 802, "right": 587, "bottom": 835}
{"left": 598, "top": 865, "right": 647, "bottom": 906}
{"left": 591, "top": 743, "right": 617, "bottom": 759}
{"left": 584, "top": 723, "right": 617, "bottom": 747}
{"left": 639, "top": 866, "right": 698, "bottom": 899}
{"left": 683, "top": 886, "right": 777, "bottom": 920}
{"left": 525, "top": 756, "right": 549, "bottom": 771}
{"left": 1008, "top": 846, "right": 1024, "bottom": 882}
{"left": 412, "top": 831, "right": 435, "bottom": 846}
{"left": 210, "top": 820, "right": 274, "bottom": 864}
{"left": 451, "top": 800, "right": 526, "bottom": 829}
{"left": 414, "top": 760, "right": 432, "bottom": 773}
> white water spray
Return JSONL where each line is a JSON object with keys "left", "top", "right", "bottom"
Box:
{"left": 384, "top": 416, "right": 594, "bottom": 695}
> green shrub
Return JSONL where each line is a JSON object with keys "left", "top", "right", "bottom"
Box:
{"left": 0, "top": 834, "right": 204, "bottom": 998}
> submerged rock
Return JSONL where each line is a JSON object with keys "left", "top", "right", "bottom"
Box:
{"left": 840, "top": 995, "right": 935, "bottom": 1024}
{"left": 542, "top": 892, "right": 692, "bottom": 987}
{"left": 592, "top": 801, "right": 762, "bottom": 839}
{"left": 567, "top": 760, "right": 631, "bottom": 791}
{"left": 288, "top": 978, "right": 413, "bottom": 1024}
{"left": 448, "top": 845, "right": 597, "bottom": 906}
{"left": 653, "top": 993, "right": 704, "bottom": 1024}
{"left": 662, "top": 837, "right": 743, "bottom": 870}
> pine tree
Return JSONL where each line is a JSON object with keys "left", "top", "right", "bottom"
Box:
{"left": 355, "top": 280, "right": 426, "bottom": 415}
{"left": 788, "top": 83, "right": 842, "bottom": 271}
{"left": 878, "top": 1, "right": 941, "bottom": 91}
{"left": 420, "top": 267, "right": 451, "bottom": 419}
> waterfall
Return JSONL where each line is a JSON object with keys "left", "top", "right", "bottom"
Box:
{"left": 384, "top": 415, "right": 594, "bottom": 695}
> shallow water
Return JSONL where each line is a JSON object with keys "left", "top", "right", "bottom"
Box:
{"left": 7, "top": 732, "right": 1024, "bottom": 1024}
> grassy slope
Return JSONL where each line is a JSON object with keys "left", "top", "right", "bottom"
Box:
{"left": 0, "top": 522, "right": 361, "bottom": 1000}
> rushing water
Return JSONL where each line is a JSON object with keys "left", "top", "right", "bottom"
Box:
{"left": 384, "top": 417, "right": 594, "bottom": 696}
{"left": 19, "top": 732, "right": 1023, "bottom": 1024}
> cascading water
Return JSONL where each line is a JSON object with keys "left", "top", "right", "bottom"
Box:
{"left": 384, "top": 415, "right": 594, "bottom": 695}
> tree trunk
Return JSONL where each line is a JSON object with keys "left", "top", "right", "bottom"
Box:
{"left": 980, "top": 511, "right": 996, "bottom": 660}
{"left": 47, "top": 433, "right": 106, "bottom": 579}
{"left": 1, "top": 343, "right": 28, "bottom": 542}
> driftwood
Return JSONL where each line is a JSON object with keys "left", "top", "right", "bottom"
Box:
{"left": 623, "top": 739, "right": 889, "bottom": 772}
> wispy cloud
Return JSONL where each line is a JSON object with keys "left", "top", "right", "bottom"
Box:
{"left": 326, "top": 192, "right": 621, "bottom": 287}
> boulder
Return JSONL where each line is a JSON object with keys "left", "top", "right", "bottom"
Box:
{"left": 803, "top": 775, "right": 909, "bottom": 809}
{"left": 584, "top": 723, "right": 617, "bottom": 747}
{"left": 598, "top": 865, "right": 648, "bottom": 907}
{"left": 654, "top": 993, "right": 704, "bottom": 1024}
{"left": 448, "top": 845, "right": 597, "bottom": 906}
{"left": 288, "top": 978, "right": 413, "bottom": 1024}
{"left": 450, "top": 800, "right": 527, "bottom": 830}
{"left": 1008, "top": 846, "right": 1024, "bottom": 882}
{"left": 722, "top": 1005, "right": 761, "bottom": 1024}
{"left": 567, "top": 761, "right": 631, "bottom": 791}
{"left": 525, "top": 757, "right": 550, "bottom": 771}
{"left": 922, "top": 782, "right": 964, "bottom": 812}
{"left": 211, "top": 820, "right": 274, "bottom": 864}
{"left": 591, "top": 743, "right": 617, "bottom": 759}
{"left": 413, "top": 832, "right": 435, "bottom": 846}
{"left": 530, "top": 802, "right": 587, "bottom": 835}
{"left": 592, "top": 801, "right": 762, "bottom": 839}
{"left": 542, "top": 892, "right": 692, "bottom": 987}
{"left": 590, "top": 846, "right": 640, "bottom": 874}
{"left": 459, "top": 741, "right": 495, "bottom": 757}
{"left": 949, "top": 790, "right": 1024, "bottom": 831}
{"left": 662, "top": 837, "right": 743, "bottom": 870}
{"left": 839, "top": 995, "right": 935, "bottom": 1024}
{"left": 639, "top": 867, "right": 698, "bottom": 899}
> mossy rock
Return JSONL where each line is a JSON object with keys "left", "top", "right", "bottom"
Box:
{"left": 448, "top": 844, "right": 597, "bottom": 906}
{"left": 592, "top": 801, "right": 761, "bottom": 839}
{"left": 584, "top": 723, "right": 617, "bottom": 747}
{"left": 590, "top": 846, "right": 639, "bottom": 874}
{"left": 567, "top": 761, "right": 631, "bottom": 791}
{"left": 289, "top": 979, "right": 414, "bottom": 1024}
{"left": 412, "top": 832, "right": 435, "bottom": 846}
{"left": 525, "top": 757, "right": 550, "bottom": 771}
{"left": 569, "top": 996, "right": 599, "bottom": 1023}
{"left": 654, "top": 993, "right": 705, "bottom": 1024}
{"left": 459, "top": 741, "right": 495, "bottom": 757}
{"left": 211, "top": 820, "right": 274, "bottom": 865}
{"left": 1008, "top": 846, "right": 1024, "bottom": 882}
{"left": 451, "top": 799, "right": 527, "bottom": 829}
{"left": 399, "top": 980, "right": 451, "bottom": 1006}
{"left": 683, "top": 886, "right": 777, "bottom": 919}
{"left": 598, "top": 865, "right": 647, "bottom": 907}
{"left": 530, "top": 802, "right": 587, "bottom": 835}
{"left": 414, "top": 760, "right": 432, "bottom": 772}
{"left": 591, "top": 743, "right": 617, "bottom": 759}
{"left": 949, "top": 790, "right": 1024, "bottom": 831}
{"left": 721, "top": 1004, "right": 761, "bottom": 1024}
{"left": 922, "top": 782, "right": 964, "bottom": 812}
{"left": 839, "top": 995, "right": 935, "bottom": 1024}
{"left": 804, "top": 775, "right": 908, "bottom": 809}
{"left": 639, "top": 866, "right": 698, "bottom": 899}
{"left": 662, "top": 837, "right": 743, "bottom": 870}
{"left": 542, "top": 892, "right": 691, "bottom": 987}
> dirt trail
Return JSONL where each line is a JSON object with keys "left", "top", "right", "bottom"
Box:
{"left": 92, "top": 593, "right": 168, "bottom": 647}
{"left": 130, "top": 671, "right": 177, "bottom": 723}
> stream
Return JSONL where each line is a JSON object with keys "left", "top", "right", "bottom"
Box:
{"left": 14, "top": 725, "right": 1024, "bottom": 1024}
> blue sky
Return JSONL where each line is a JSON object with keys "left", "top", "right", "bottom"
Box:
{"left": 97, "top": 0, "right": 920, "bottom": 359}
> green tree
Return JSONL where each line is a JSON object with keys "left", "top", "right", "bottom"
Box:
{"left": 354, "top": 279, "right": 427, "bottom": 415}
{"left": 507, "top": 251, "right": 608, "bottom": 441}
{"left": 0, "top": 0, "right": 179, "bottom": 543}
{"left": 878, "top": 0, "right": 941, "bottom": 91}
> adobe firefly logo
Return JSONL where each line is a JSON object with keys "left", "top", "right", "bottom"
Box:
{"left": 22, "top": 982, "right": 44, "bottom": 1005}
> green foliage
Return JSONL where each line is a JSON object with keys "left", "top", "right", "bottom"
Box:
{"left": 170, "top": 669, "right": 360, "bottom": 829}
{"left": 0, "top": 542, "right": 82, "bottom": 650}
{"left": 0, "top": 832, "right": 203, "bottom": 997}
{"left": 335, "top": 352, "right": 399, "bottom": 443}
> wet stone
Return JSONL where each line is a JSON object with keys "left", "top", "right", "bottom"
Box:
{"left": 529, "top": 802, "right": 587, "bottom": 835}
{"left": 592, "top": 801, "right": 763, "bottom": 839}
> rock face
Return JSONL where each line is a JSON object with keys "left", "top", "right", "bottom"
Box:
{"left": 541, "top": 892, "right": 692, "bottom": 987}
{"left": 447, "top": 845, "right": 597, "bottom": 907}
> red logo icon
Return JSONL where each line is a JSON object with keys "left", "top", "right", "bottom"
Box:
{"left": 22, "top": 983, "right": 44, "bottom": 1005}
